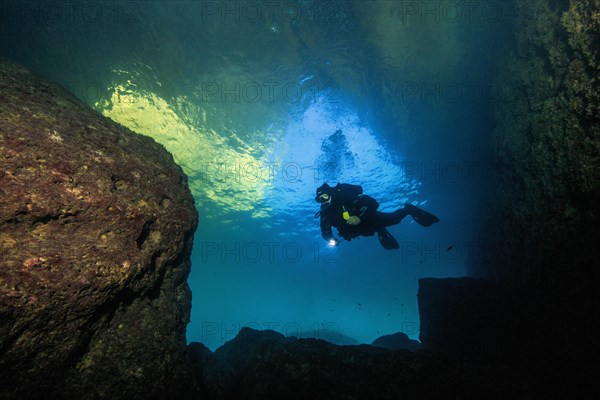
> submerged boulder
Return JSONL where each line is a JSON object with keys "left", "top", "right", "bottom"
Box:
{"left": 190, "top": 328, "right": 526, "bottom": 400}
{"left": 371, "top": 332, "right": 421, "bottom": 351}
{"left": 0, "top": 59, "right": 199, "bottom": 399}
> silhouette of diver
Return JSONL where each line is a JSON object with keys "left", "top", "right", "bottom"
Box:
{"left": 315, "top": 182, "right": 439, "bottom": 250}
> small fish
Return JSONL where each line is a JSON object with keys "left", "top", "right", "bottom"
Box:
{"left": 446, "top": 245, "right": 454, "bottom": 252}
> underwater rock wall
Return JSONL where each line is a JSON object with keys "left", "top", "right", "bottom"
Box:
{"left": 416, "top": 2, "right": 599, "bottom": 392}
{"left": 417, "top": 278, "right": 518, "bottom": 364}
{"left": 0, "top": 59, "right": 199, "bottom": 399}
{"left": 486, "top": 0, "right": 600, "bottom": 288}
{"left": 480, "top": 0, "right": 600, "bottom": 370}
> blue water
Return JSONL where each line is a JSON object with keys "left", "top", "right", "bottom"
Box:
{"left": 1, "top": 0, "right": 507, "bottom": 350}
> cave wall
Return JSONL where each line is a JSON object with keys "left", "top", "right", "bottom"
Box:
{"left": 479, "top": 0, "right": 600, "bottom": 364}
{"left": 417, "top": 0, "right": 599, "bottom": 384}
{"left": 484, "top": 0, "right": 600, "bottom": 293}
{"left": 0, "top": 59, "right": 200, "bottom": 399}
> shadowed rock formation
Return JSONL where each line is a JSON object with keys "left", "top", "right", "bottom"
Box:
{"left": 418, "top": 278, "right": 515, "bottom": 364}
{"left": 481, "top": 0, "right": 600, "bottom": 380}
{"left": 484, "top": 0, "right": 600, "bottom": 291}
{"left": 0, "top": 59, "right": 199, "bottom": 399}
{"left": 371, "top": 331, "right": 421, "bottom": 352}
{"left": 189, "top": 327, "right": 523, "bottom": 400}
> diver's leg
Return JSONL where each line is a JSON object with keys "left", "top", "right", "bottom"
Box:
{"left": 404, "top": 204, "right": 440, "bottom": 227}
{"left": 377, "top": 227, "right": 400, "bottom": 250}
{"left": 376, "top": 209, "right": 409, "bottom": 227}
{"left": 377, "top": 205, "right": 440, "bottom": 228}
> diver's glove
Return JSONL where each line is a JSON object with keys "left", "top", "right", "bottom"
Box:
{"left": 346, "top": 215, "right": 361, "bottom": 226}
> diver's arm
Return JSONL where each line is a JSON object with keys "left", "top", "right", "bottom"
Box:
{"left": 346, "top": 215, "right": 361, "bottom": 225}
{"left": 349, "top": 195, "right": 379, "bottom": 223}
{"left": 320, "top": 216, "right": 339, "bottom": 246}
{"left": 320, "top": 217, "right": 335, "bottom": 242}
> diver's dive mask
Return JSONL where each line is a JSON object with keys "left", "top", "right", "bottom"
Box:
{"left": 316, "top": 193, "right": 330, "bottom": 203}
{"left": 315, "top": 183, "right": 333, "bottom": 203}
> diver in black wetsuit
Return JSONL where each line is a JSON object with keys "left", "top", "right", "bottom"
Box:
{"left": 315, "top": 182, "right": 439, "bottom": 250}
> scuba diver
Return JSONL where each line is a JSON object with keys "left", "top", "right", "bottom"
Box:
{"left": 315, "top": 182, "right": 439, "bottom": 250}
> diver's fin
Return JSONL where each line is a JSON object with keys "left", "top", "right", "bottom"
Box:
{"left": 404, "top": 204, "right": 440, "bottom": 227}
{"left": 377, "top": 228, "right": 400, "bottom": 250}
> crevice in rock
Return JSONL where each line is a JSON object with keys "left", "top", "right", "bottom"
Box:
{"left": 146, "top": 252, "right": 165, "bottom": 301}
{"left": 67, "top": 286, "right": 137, "bottom": 370}
{"left": 135, "top": 219, "right": 155, "bottom": 249}
{"left": 5, "top": 211, "right": 79, "bottom": 226}
{"left": 110, "top": 174, "right": 127, "bottom": 192}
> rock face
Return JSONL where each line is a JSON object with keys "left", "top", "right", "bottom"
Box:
{"left": 479, "top": 0, "right": 600, "bottom": 377}
{"left": 417, "top": 278, "right": 515, "bottom": 364}
{"left": 484, "top": 1, "right": 600, "bottom": 291}
{"left": 189, "top": 327, "right": 529, "bottom": 400}
{"left": 417, "top": 276, "right": 600, "bottom": 396}
{"left": 0, "top": 59, "right": 199, "bottom": 399}
{"left": 371, "top": 332, "right": 421, "bottom": 352}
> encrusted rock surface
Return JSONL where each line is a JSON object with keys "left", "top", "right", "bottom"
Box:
{"left": 485, "top": 0, "right": 600, "bottom": 290}
{"left": 468, "top": 1, "right": 600, "bottom": 393}
{"left": 0, "top": 59, "right": 199, "bottom": 399}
